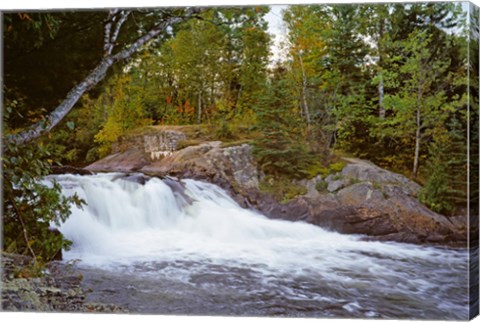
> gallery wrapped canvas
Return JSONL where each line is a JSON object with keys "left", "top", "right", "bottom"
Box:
{"left": 1, "top": 1, "right": 479, "bottom": 320}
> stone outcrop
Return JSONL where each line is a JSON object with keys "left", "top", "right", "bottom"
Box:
{"left": 84, "top": 128, "right": 467, "bottom": 246}
{"left": 141, "top": 141, "right": 261, "bottom": 203}
{"left": 86, "top": 129, "right": 187, "bottom": 172}
{"left": 1, "top": 252, "right": 127, "bottom": 313}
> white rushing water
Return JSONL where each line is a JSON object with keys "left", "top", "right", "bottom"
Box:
{"left": 51, "top": 173, "right": 469, "bottom": 319}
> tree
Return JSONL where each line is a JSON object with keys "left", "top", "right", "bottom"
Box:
{"left": 93, "top": 73, "right": 153, "bottom": 157}
{"left": 253, "top": 66, "right": 310, "bottom": 179}
{"left": 419, "top": 116, "right": 468, "bottom": 215}
{"left": 284, "top": 5, "right": 370, "bottom": 155}
{"left": 5, "top": 8, "right": 203, "bottom": 145}
{"left": 382, "top": 29, "right": 452, "bottom": 178}
{"left": 283, "top": 5, "right": 327, "bottom": 142}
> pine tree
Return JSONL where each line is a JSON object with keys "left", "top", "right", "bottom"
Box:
{"left": 419, "top": 116, "right": 468, "bottom": 215}
{"left": 253, "top": 67, "right": 310, "bottom": 179}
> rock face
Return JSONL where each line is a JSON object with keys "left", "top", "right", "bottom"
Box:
{"left": 85, "top": 129, "right": 187, "bottom": 172}
{"left": 84, "top": 128, "right": 467, "bottom": 246}
{"left": 141, "top": 142, "right": 261, "bottom": 202}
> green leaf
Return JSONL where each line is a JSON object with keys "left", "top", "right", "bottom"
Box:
{"left": 66, "top": 121, "right": 75, "bottom": 130}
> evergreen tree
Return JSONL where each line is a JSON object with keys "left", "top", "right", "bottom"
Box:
{"left": 419, "top": 116, "right": 468, "bottom": 215}
{"left": 253, "top": 67, "right": 310, "bottom": 179}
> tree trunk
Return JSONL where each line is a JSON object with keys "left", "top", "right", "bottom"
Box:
{"left": 378, "top": 72, "right": 385, "bottom": 119}
{"left": 297, "top": 52, "right": 311, "bottom": 127}
{"left": 197, "top": 92, "right": 202, "bottom": 124}
{"left": 413, "top": 85, "right": 422, "bottom": 179}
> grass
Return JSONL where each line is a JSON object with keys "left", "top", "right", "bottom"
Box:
{"left": 220, "top": 139, "right": 255, "bottom": 148}
{"left": 303, "top": 159, "right": 347, "bottom": 179}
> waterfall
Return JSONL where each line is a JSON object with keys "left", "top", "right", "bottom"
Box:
{"left": 50, "top": 173, "right": 469, "bottom": 319}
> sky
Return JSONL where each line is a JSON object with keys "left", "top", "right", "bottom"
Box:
{"left": 265, "top": 5, "right": 289, "bottom": 64}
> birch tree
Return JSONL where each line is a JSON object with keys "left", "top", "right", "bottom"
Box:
{"left": 383, "top": 29, "right": 451, "bottom": 178}
{"left": 6, "top": 8, "right": 202, "bottom": 145}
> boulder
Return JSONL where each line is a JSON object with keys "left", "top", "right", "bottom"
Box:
{"left": 327, "top": 179, "right": 346, "bottom": 192}
{"left": 141, "top": 142, "right": 260, "bottom": 195}
{"left": 340, "top": 158, "right": 421, "bottom": 196}
{"left": 333, "top": 182, "right": 462, "bottom": 243}
{"left": 85, "top": 149, "right": 148, "bottom": 172}
{"left": 51, "top": 165, "right": 93, "bottom": 176}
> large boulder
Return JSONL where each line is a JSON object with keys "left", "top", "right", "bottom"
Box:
{"left": 85, "top": 129, "right": 187, "bottom": 172}
{"left": 257, "top": 160, "right": 465, "bottom": 245}
{"left": 85, "top": 149, "right": 148, "bottom": 172}
{"left": 340, "top": 158, "right": 421, "bottom": 196}
{"left": 333, "top": 182, "right": 462, "bottom": 243}
{"left": 141, "top": 141, "right": 261, "bottom": 194}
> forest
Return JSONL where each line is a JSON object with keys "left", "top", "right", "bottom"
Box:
{"left": 2, "top": 3, "right": 479, "bottom": 263}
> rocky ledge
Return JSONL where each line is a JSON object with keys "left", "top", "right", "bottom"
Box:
{"left": 84, "top": 130, "right": 469, "bottom": 246}
{"left": 1, "top": 252, "right": 127, "bottom": 313}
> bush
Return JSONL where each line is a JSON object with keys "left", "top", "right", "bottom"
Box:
{"left": 3, "top": 137, "right": 85, "bottom": 264}
{"left": 329, "top": 161, "right": 346, "bottom": 173}
{"left": 315, "top": 181, "right": 328, "bottom": 193}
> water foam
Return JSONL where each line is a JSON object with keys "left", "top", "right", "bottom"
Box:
{"left": 49, "top": 173, "right": 468, "bottom": 318}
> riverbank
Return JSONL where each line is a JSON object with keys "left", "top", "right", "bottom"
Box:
{"left": 1, "top": 252, "right": 127, "bottom": 313}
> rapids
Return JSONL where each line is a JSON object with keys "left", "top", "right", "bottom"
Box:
{"left": 51, "top": 173, "right": 469, "bottom": 319}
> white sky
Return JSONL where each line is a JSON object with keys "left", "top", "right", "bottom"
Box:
{"left": 265, "top": 5, "right": 289, "bottom": 64}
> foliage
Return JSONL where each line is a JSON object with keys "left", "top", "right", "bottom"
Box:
{"left": 259, "top": 176, "right": 307, "bottom": 203}
{"left": 93, "top": 74, "right": 153, "bottom": 157}
{"left": 315, "top": 181, "right": 328, "bottom": 193}
{"left": 3, "top": 101, "right": 85, "bottom": 263}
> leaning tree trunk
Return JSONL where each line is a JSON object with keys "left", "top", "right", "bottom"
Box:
{"left": 6, "top": 8, "right": 201, "bottom": 146}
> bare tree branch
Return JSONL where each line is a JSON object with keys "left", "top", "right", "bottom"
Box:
{"left": 104, "top": 10, "right": 130, "bottom": 56}
{"left": 108, "top": 11, "right": 130, "bottom": 53}
{"left": 103, "top": 9, "right": 119, "bottom": 54}
{"left": 6, "top": 8, "right": 203, "bottom": 146}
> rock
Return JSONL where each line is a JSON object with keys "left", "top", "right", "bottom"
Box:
{"left": 163, "top": 177, "right": 194, "bottom": 207}
{"left": 333, "top": 182, "right": 463, "bottom": 243}
{"left": 141, "top": 142, "right": 260, "bottom": 196}
{"left": 327, "top": 180, "right": 345, "bottom": 192}
{"left": 85, "top": 149, "right": 148, "bottom": 172}
{"left": 340, "top": 159, "right": 421, "bottom": 196}
{"left": 51, "top": 165, "right": 93, "bottom": 176}
{"left": 1, "top": 252, "right": 128, "bottom": 313}
{"left": 117, "top": 173, "right": 151, "bottom": 185}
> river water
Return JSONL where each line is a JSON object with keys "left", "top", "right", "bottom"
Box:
{"left": 52, "top": 173, "right": 470, "bottom": 319}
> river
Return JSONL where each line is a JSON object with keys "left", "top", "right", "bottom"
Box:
{"left": 51, "top": 173, "right": 469, "bottom": 319}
